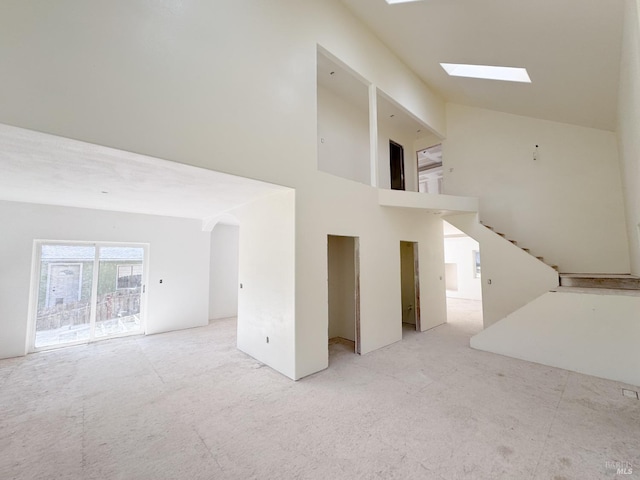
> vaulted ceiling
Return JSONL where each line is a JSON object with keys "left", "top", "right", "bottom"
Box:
{"left": 340, "top": 0, "right": 625, "bottom": 131}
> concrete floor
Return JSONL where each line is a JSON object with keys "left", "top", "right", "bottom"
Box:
{"left": 1, "top": 299, "right": 639, "bottom": 479}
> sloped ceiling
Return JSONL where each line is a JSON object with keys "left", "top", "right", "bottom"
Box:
{"left": 340, "top": 0, "right": 625, "bottom": 131}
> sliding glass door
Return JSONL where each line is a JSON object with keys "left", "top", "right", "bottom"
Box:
{"left": 94, "top": 246, "right": 144, "bottom": 339}
{"left": 33, "top": 242, "right": 146, "bottom": 350}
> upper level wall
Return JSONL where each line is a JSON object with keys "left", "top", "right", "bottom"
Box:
{"left": 317, "top": 85, "right": 370, "bottom": 185}
{"left": 0, "top": 0, "right": 444, "bottom": 186}
{"left": 618, "top": 0, "right": 640, "bottom": 276}
{"left": 444, "top": 104, "right": 630, "bottom": 274}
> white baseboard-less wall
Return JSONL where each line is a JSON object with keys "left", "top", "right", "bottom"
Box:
{"left": 471, "top": 291, "right": 640, "bottom": 387}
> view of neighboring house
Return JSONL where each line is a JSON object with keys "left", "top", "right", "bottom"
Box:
{"left": 35, "top": 244, "right": 144, "bottom": 348}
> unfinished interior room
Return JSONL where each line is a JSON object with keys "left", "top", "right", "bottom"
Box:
{"left": 1, "top": 0, "right": 639, "bottom": 478}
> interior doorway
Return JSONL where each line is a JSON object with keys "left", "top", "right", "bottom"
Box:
{"left": 31, "top": 242, "right": 147, "bottom": 351}
{"left": 400, "top": 241, "right": 421, "bottom": 334}
{"left": 443, "top": 221, "right": 483, "bottom": 331}
{"left": 389, "top": 140, "right": 405, "bottom": 190}
{"left": 417, "top": 143, "right": 443, "bottom": 194}
{"left": 327, "top": 235, "right": 361, "bottom": 354}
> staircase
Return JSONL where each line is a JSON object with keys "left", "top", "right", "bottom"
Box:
{"left": 480, "top": 222, "right": 559, "bottom": 272}
{"left": 559, "top": 274, "right": 640, "bottom": 291}
{"left": 457, "top": 217, "right": 640, "bottom": 387}
{"left": 480, "top": 221, "right": 640, "bottom": 293}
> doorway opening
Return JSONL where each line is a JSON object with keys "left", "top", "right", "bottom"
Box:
{"left": 327, "top": 235, "right": 361, "bottom": 355}
{"left": 443, "top": 221, "right": 483, "bottom": 332}
{"left": 31, "top": 242, "right": 147, "bottom": 351}
{"left": 417, "top": 143, "right": 443, "bottom": 194}
{"left": 400, "top": 241, "right": 421, "bottom": 336}
{"left": 389, "top": 140, "right": 405, "bottom": 190}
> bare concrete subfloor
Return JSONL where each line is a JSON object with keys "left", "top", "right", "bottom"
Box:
{"left": 1, "top": 298, "right": 639, "bottom": 479}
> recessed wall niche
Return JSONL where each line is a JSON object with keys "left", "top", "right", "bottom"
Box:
{"left": 316, "top": 48, "right": 371, "bottom": 185}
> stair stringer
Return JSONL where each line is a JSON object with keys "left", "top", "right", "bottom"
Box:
{"left": 443, "top": 212, "right": 559, "bottom": 328}
{"left": 470, "top": 291, "right": 640, "bottom": 386}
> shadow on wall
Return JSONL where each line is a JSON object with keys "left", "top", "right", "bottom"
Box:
{"left": 209, "top": 221, "right": 240, "bottom": 321}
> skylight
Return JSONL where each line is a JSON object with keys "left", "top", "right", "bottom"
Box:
{"left": 440, "top": 63, "right": 531, "bottom": 83}
{"left": 385, "top": 0, "right": 423, "bottom": 4}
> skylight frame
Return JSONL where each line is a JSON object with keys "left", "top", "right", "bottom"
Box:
{"left": 385, "top": 0, "right": 423, "bottom": 4}
{"left": 440, "top": 63, "right": 531, "bottom": 83}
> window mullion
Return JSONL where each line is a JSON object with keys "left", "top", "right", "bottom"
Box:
{"left": 88, "top": 244, "right": 100, "bottom": 341}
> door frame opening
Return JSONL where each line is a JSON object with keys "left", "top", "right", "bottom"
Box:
{"left": 389, "top": 140, "right": 405, "bottom": 191}
{"left": 327, "top": 235, "right": 361, "bottom": 354}
{"left": 400, "top": 241, "right": 421, "bottom": 333}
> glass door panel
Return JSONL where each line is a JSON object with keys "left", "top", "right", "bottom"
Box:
{"left": 94, "top": 246, "right": 144, "bottom": 338}
{"left": 35, "top": 244, "right": 95, "bottom": 348}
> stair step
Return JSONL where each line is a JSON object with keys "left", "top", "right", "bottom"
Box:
{"left": 478, "top": 221, "right": 557, "bottom": 271}
{"left": 559, "top": 274, "right": 640, "bottom": 290}
{"left": 551, "top": 286, "right": 640, "bottom": 296}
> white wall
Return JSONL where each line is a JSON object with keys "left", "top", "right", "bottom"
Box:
{"left": 471, "top": 291, "right": 640, "bottom": 387}
{"left": 444, "top": 104, "right": 630, "bottom": 274}
{"left": 295, "top": 175, "right": 448, "bottom": 377}
{"left": 415, "top": 134, "right": 442, "bottom": 152}
{"left": 444, "top": 235, "right": 482, "bottom": 301}
{"left": 0, "top": 0, "right": 447, "bottom": 380}
{"left": 317, "top": 86, "right": 370, "bottom": 185}
{"left": 231, "top": 191, "right": 296, "bottom": 380}
{"left": 209, "top": 224, "right": 239, "bottom": 320}
{"left": 618, "top": 0, "right": 640, "bottom": 276}
{"left": 0, "top": 200, "right": 210, "bottom": 360}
